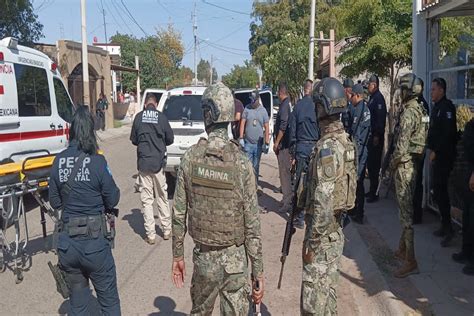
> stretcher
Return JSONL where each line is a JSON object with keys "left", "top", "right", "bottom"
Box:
{"left": 0, "top": 150, "right": 59, "bottom": 284}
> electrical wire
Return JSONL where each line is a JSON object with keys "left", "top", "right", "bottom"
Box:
{"left": 109, "top": 0, "right": 135, "bottom": 35}
{"left": 201, "top": 0, "right": 251, "bottom": 16}
{"left": 103, "top": 0, "right": 127, "bottom": 34}
{"left": 120, "top": 0, "right": 149, "bottom": 37}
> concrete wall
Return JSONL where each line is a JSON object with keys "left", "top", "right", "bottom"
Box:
{"left": 37, "top": 41, "right": 114, "bottom": 129}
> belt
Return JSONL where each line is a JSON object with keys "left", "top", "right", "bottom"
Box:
{"left": 61, "top": 215, "right": 106, "bottom": 238}
{"left": 196, "top": 243, "right": 241, "bottom": 253}
{"left": 297, "top": 140, "right": 316, "bottom": 144}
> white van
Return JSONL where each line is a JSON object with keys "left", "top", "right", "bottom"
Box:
{"left": 141, "top": 88, "right": 166, "bottom": 111}
{"left": 158, "top": 86, "right": 274, "bottom": 180}
{"left": 0, "top": 37, "right": 75, "bottom": 163}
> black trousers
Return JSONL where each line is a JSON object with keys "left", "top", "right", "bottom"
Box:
{"left": 353, "top": 172, "right": 366, "bottom": 218}
{"left": 462, "top": 191, "right": 474, "bottom": 258}
{"left": 413, "top": 155, "right": 425, "bottom": 222}
{"left": 432, "top": 160, "right": 453, "bottom": 228}
{"left": 367, "top": 139, "right": 384, "bottom": 197}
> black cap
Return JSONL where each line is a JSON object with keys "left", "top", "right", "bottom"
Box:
{"left": 369, "top": 75, "right": 379, "bottom": 86}
{"left": 352, "top": 84, "right": 364, "bottom": 95}
{"left": 343, "top": 78, "right": 354, "bottom": 88}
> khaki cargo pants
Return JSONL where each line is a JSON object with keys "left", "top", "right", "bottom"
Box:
{"left": 139, "top": 170, "right": 171, "bottom": 239}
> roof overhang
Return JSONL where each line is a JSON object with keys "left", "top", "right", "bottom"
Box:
{"left": 422, "top": 0, "right": 474, "bottom": 18}
{"left": 110, "top": 64, "right": 138, "bottom": 73}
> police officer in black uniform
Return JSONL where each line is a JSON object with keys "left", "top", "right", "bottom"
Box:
{"left": 366, "top": 75, "right": 387, "bottom": 203}
{"left": 289, "top": 79, "right": 319, "bottom": 228}
{"left": 427, "top": 77, "right": 458, "bottom": 246}
{"left": 341, "top": 78, "right": 354, "bottom": 134}
{"left": 348, "top": 84, "right": 371, "bottom": 224}
{"left": 49, "top": 106, "right": 121, "bottom": 315}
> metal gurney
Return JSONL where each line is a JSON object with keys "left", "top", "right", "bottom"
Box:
{"left": 0, "top": 151, "right": 59, "bottom": 284}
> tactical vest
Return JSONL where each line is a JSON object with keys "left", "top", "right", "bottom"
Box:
{"left": 406, "top": 99, "right": 429, "bottom": 155}
{"left": 305, "top": 131, "right": 357, "bottom": 213}
{"left": 187, "top": 138, "right": 245, "bottom": 247}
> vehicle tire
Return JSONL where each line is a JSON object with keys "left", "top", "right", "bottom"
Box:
{"left": 165, "top": 172, "right": 177, "bottom": 200}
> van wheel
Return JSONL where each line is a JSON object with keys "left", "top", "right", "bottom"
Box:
{"left": 165, "top": 172, "right": 177, "bottom": 200}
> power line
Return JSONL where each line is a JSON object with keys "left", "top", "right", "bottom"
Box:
{"left": 202, "top": 41, "right": 249, "bottom": 57}
{"left": 103, "top": 0, "right": 126, "bottom": 34}
{"left": 201, "top": 0, "right": 250, "bottom": 16}
{"left": 199, "top": 38, "right": 249, "bottom": 53}
{"left": 120, "top": 0, "right": 149, "bottom": 37}
{"left": 109, "top": 0, "right": 135, "bottom": 35}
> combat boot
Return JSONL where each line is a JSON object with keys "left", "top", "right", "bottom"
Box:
{"left": 462, "top": 261, "right": 474, "bottom": 276}
{"left": 395, "top": 229, "right": 419, "bottom": 278}
{"left": 452, "top": 251, "right": 471, "bottom": 264}
{"left": 394, "top": 230, "right": 406, "bottom": 261}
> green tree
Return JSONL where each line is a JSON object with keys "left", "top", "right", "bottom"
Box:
{"left": 169, "top": 66, "right": 194, "bottom": 87}
{"left": 222, "top": 60, "right": 259, "bottom": 89}
{"left": 110, "top": 25, "right": 184, "bottom": 91}
{"left": 249, "top": 0, "right": 342, "bottom": 97}
{"left": 440, "top": 16, "right": 474, "bottom": 58}
{"left": 336, "top": 0, "right": 412, "bottom": 106}
{"left": 0, "top": 0, "right": 43, "bottom": 45}
{"left": 197, "top": 59, "right": 210, "bottom": 84}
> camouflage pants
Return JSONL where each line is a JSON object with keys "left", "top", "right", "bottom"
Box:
{"left": 190, "top": 244, "right": 251, "bottom": 316}
{"left": 394, "top": 161, "right": 417, "bottom": 259}
{"left": 301, "top": 228, "right": 344, "bottom": 316}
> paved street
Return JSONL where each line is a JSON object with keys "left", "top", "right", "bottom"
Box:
{"left": 0, "top": 127, "right": 473, "bottom": 315}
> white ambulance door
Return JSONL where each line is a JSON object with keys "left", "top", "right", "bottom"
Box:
{"left": 52, "top": 76, "right": 75, "bottom": 152}
{"left": 0, "top": 53, "right": 20, "bottom": 161}
{"left": 13, "top": 61, "right": 59, "bottom": 158}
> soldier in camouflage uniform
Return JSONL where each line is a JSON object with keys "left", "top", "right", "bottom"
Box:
{"left": 388, "top": 73, "right": 429, "bottom": 278}
{"left": 300, "top": 78, "right": 357, "bottom": 315}
{"left": 171, "top": 82, "right": 264, "bottom": 315}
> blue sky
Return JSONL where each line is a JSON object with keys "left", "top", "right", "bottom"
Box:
{"left": 34, "top": 0, "right": 254, "bottom": 76}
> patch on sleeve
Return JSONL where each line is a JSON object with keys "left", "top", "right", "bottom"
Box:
{"left": 191, "top": 163, "right": 234, "bottom": 190}
{"left": 319, "top": 148, "right": 336, "bottom": 179}
{"left": 106, "top": 165, "right": 112, "bottom": 175}
{"left": 378, "top": 103, "right": 382, "bottom": 110}
{"left": 446, "top": 111, "right": 452, "bottom": 119}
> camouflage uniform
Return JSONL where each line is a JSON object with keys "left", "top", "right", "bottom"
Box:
{"left": 172, "top": 83, "right": 263, "bottom": 316}
{"left": 389, "top": 97, "right": 428, "bottom": 271}
{"left": 301, "top": 120, "right": 357, "bottom": 316}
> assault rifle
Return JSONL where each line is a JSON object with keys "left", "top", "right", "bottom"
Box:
{"left": 376, "top": 109, "right": 402, "bottom": 197}
{"left": 277, "top": 163, "right": 303, "bottom": 289}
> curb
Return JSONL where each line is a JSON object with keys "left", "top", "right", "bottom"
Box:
{"left": 343, "top": 224, "right": 415, "bottom": 315}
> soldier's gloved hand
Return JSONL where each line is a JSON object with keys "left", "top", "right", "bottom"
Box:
{"left": 252, "top": 276, "right": 264, "bottom": 304}
{"left": 172, "top": 258, "right": 185, "bottom": 288}
{"left": 263, "top": 143, "right": 269, "bottom": 154}
{"left": 239, "top": 138, "right": 245, "bottom": 148}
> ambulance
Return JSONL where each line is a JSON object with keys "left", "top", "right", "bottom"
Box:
{"left": 0, "top": 37, "right": 75, "bottom": 164}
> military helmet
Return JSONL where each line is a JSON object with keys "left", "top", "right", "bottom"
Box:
{"left": 398, "top": 73, "right": 423, "bottom": 102}
{"left": 312, "top": 77, "right": 347, "bottom": 118}
{"left": 201, "top": 82, "right": 235, "bottom": 127}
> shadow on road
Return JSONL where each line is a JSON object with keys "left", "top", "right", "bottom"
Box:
{"left": 258, "top": 190, "right": 288, "bottom": 221}
{"left": 122, "top": 209, "right": 146, "bottom": 239}
{"left": 149, "top": 296, "right": 187, "bottom": 315}
{"left": 122, "top": 208, "right": 165, "bottom": 239}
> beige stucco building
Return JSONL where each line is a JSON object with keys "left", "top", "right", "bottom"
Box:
{"left": 36, "top": 40, "right": 113, "bottom": 129}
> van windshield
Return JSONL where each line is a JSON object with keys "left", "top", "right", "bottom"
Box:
{"left": 162, "top": 95, "right": 203, "bottom": 122}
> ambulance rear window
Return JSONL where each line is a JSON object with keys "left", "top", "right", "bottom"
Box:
{"left": 14, "top": 64, "right": 51, "bottom": 117}
{"left": 54, "top": 78, "right": 74, "bottom": 122}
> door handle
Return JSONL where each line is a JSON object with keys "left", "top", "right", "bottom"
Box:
{"left": 58, "top": 124, "right": 63, "bottom": 129}
{"left": 50, "top": 123, "right": 56, "bottom": 130}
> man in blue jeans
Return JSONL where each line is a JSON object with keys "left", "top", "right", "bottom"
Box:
{"left": 239, "top": 90, "right": 270, "bottom": 179}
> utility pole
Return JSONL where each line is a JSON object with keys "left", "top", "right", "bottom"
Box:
{"left": 192, "top": 2, "right": 197, "bottom": 85}
{"left": 136, "top": 56, "right": 141, "bottom": 108}
{"left": 102, "top": 5, "right": 108, "bottom": 43}
{"left": 80, "top": 0, "right": 90, "bottom": 106}
{"left": 209, "top": 55, "right": 213, "bottom": 85}
{"left": 308, "top": 0, "right": 316, "bottom": 81}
